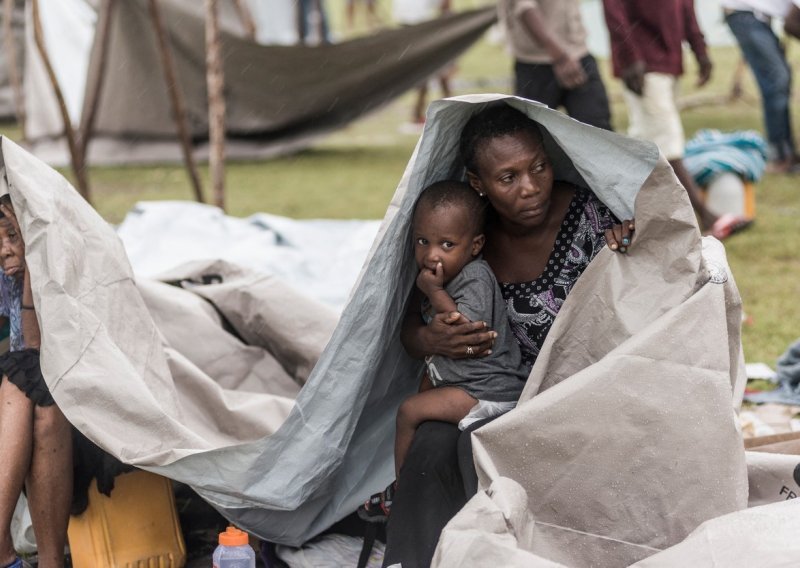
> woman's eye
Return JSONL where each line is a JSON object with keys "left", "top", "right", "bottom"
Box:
{"left": 532, "top": 163, "right": 545, "bottom": 174}
{"left": 416, "top": 237, "right": 427, "bottom": 246}
{"left": 499, "top": 175, "right": 513, "bottom": 184}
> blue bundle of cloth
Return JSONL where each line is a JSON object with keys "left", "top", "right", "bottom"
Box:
{"left": 684, "top": 129, "right": 768, "bottom": 186}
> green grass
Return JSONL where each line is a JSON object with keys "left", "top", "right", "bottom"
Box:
{"left": 1, "top": 10, "right": 798, "bottom": 365}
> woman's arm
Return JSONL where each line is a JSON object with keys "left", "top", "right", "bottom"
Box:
{"left": 401, "top": 286, "right": 496, "bottom": 360}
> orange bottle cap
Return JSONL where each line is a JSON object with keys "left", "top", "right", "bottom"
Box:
{"left": 219, "top": 526, "right": 249, "bottom": 546}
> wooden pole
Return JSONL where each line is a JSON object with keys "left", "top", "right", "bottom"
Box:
{"left": 31, "top": 0, "right": 91, "bottom": 201}
{"left": 147, "top": 0, "right": 205, "bottom": 203}
{"left": 230, "top": 0, "right": 256, "bottom": 41}
{"left": 206, "top": 0, "right": 226, "bottom": 211}
{"left": 78, "top": 0, "right": 116, "bottom": 159}
{"left": 3, "top": 0, "right": 24, "bottom": 138}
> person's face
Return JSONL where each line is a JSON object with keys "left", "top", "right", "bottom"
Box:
{"left": 0, "top": 217, "right": 24, "bottom": 278}
{"left": 412, "top": 204, "right": 485, "bottom": 285}
{"left": 467, "top": 130, "right": 554, "bottom": 232}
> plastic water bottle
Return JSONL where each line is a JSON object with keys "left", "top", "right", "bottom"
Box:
{"left": 212, "top": 526, "right": 256, "bottom": 568}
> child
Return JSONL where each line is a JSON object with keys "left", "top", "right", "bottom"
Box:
{"left": 360, "top": 180, "right": 527, "bottom": 521}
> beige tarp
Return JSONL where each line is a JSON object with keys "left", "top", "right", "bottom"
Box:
{"left": 433, "top": 478, "right": 800, "bottom": 567}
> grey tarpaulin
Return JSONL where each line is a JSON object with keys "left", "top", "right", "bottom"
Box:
{"left": 27, "top": 0, "right": 497, "bottom": 165}
{"left": 0, "top": 94, "right": 727, "bottom": 546}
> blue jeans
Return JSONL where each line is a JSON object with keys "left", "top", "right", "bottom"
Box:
{"left": 726, "top": 11, "right": 795, "bottom": 161}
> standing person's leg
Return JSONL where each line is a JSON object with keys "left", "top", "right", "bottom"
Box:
{"left": 438, "top": 70, "right": 452, "bottom": 100}
{"left": 412, "top": 84, "right": 429, "bottom": 125}
{"left": 346, "top": 0, "right": 356, "bottom": 30}
{"left": 726, "top": 11, "right": 795, "bottom": 167}
{"left": 622, "top": 73, "right": 719, "bottom": 230}
{"left": 26, "top": 403, "right": 72, "bottom": 568}
{"left": 383, "top": 421, "right": 465, "bottom": 568}
{"left": 514, "top": 60, "right": 563, "bottom": 110}
{"left": 0, "top": 379, "right": 34, "bottom": 567}
{"left": 561, "top": 55, "right": 613, "bottom": 131}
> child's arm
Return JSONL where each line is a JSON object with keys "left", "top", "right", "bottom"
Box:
{"left": 416, "top": 261, "right": 459, "bottom": 316}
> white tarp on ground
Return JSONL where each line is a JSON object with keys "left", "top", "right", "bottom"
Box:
{"left": 116, "top": 202, "right": 380, "bottom": 311}
{"left": 1, "top": 94, "right": 772, "bottom": 552}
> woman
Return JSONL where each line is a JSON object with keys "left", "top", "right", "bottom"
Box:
{"left": 0, "top": 197, "right": 72, "bottom": 568}
{"left": 382, "top": 104, "right": 634, "bottom": 567}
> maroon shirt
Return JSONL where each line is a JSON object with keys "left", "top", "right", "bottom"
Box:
{"left": 602, "top": 0, "right": 709, "bottom": 77}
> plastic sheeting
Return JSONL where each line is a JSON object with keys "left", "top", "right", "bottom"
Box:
{"left": 2, "top": 94, "right": 717, "bottom": 547}
{"left": 116, "top": 201, "right": 380, "bottom": 311}
{"left": 433, "top": 478, "right": 800, "bottom": 568}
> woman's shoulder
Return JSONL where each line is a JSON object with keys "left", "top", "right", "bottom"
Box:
{"left": 570, "top": 186, "right": 616, "bottom": 230}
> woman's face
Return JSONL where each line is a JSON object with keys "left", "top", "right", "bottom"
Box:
{"left": 467, "top": 130, "right": 554, "bottom": 232}
{"left": 0, "top": 216, "right": 24, "bottom": 278}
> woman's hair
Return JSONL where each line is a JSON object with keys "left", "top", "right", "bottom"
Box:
{"left": 459, "top": 104, "right": 544, "bottom": 174}
{"left": 415, "top": 180, "right": 487, "bottom": 234}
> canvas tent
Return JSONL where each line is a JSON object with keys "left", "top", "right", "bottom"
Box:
{"left": 3, "top": 94, "right": 782, "bottom": 565}
{"left": 24, "top": 0, "right": 496, "bottom": 166}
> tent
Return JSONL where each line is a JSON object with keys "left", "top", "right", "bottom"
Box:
{"left": 24, "top": 0, "right": 496, "bottom": 166}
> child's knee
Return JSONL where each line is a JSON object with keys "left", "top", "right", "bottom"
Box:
{"left": 397, "top": 396, "right": 419, "bottom": 429}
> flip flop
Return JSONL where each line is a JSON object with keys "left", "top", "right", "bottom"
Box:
{"left": 357, "top": 481, "right": 397, "bottom": 523}
{"left": 709, "top": 213, "right": 753, "bottom": 240}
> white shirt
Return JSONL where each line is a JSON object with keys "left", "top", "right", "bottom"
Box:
{"left": 720, "top": 0, "right": 800, "bottom": 18}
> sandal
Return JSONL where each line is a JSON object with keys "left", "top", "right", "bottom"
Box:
{"left": 357, "top": 481, "right": 397, "bottom": 523}
{"left": 708, "top": 213, "right": 753, "bottom": 240}
{"left": 2, "top": 558, "right": 23, "bottom": 568}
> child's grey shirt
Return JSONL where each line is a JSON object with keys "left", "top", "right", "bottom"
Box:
{"left": 422, "top": 259, "right": 528, "bottom": 402}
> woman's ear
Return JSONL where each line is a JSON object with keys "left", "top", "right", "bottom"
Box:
{"left": 467, "top": 171, "right": 484, "bottom": 196}
{"left": 472, "top": 234, "right": 486, "bottom": 256}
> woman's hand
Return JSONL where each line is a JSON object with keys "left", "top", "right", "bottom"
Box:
{"left": 421, "top": 311, "right": 497, "bottom": 359}
{"left": 605, "top": 219, "right": 635, "bottom": 254}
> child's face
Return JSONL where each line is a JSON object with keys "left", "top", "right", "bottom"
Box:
{"left": 412, "top": 204, "right": 484, "bottom": 285}
{"left": 0, "top": 217, "right": 24, "bottom": 278}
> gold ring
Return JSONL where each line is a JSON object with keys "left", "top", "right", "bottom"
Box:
{"left": 466, "top": 346, "right": 474, "bottom": 356}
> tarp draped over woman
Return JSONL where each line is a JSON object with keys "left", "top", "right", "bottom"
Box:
{"left": 0, "top": 95, "right": 748, "bottom": 554}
